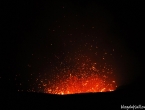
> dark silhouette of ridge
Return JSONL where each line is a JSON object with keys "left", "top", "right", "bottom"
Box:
{"left": 2, "top": 84, "right": 145, "bottom": 109}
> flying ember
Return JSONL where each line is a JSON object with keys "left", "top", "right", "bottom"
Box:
{"left": 44, "top": 61, "right": 117, "bottom": 95}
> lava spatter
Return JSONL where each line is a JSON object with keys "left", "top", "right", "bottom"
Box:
{"left": 44, "top": 61, "right": 117, "bottom": 95}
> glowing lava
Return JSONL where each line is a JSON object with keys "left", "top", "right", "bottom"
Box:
{"left": 44, "top": 62, "right": 117, "bottom": 95}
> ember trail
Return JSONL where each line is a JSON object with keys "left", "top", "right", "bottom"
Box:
{"left": 44, "top": 61, "right": 117, "bottom": 95}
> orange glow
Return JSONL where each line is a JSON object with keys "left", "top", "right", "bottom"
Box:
{"left": 44, "top": 62, "right": 117, "bottom": 95}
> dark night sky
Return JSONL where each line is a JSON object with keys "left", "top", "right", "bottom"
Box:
{"left": 1, "top": 1, "right": 145, "bottom": 92}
